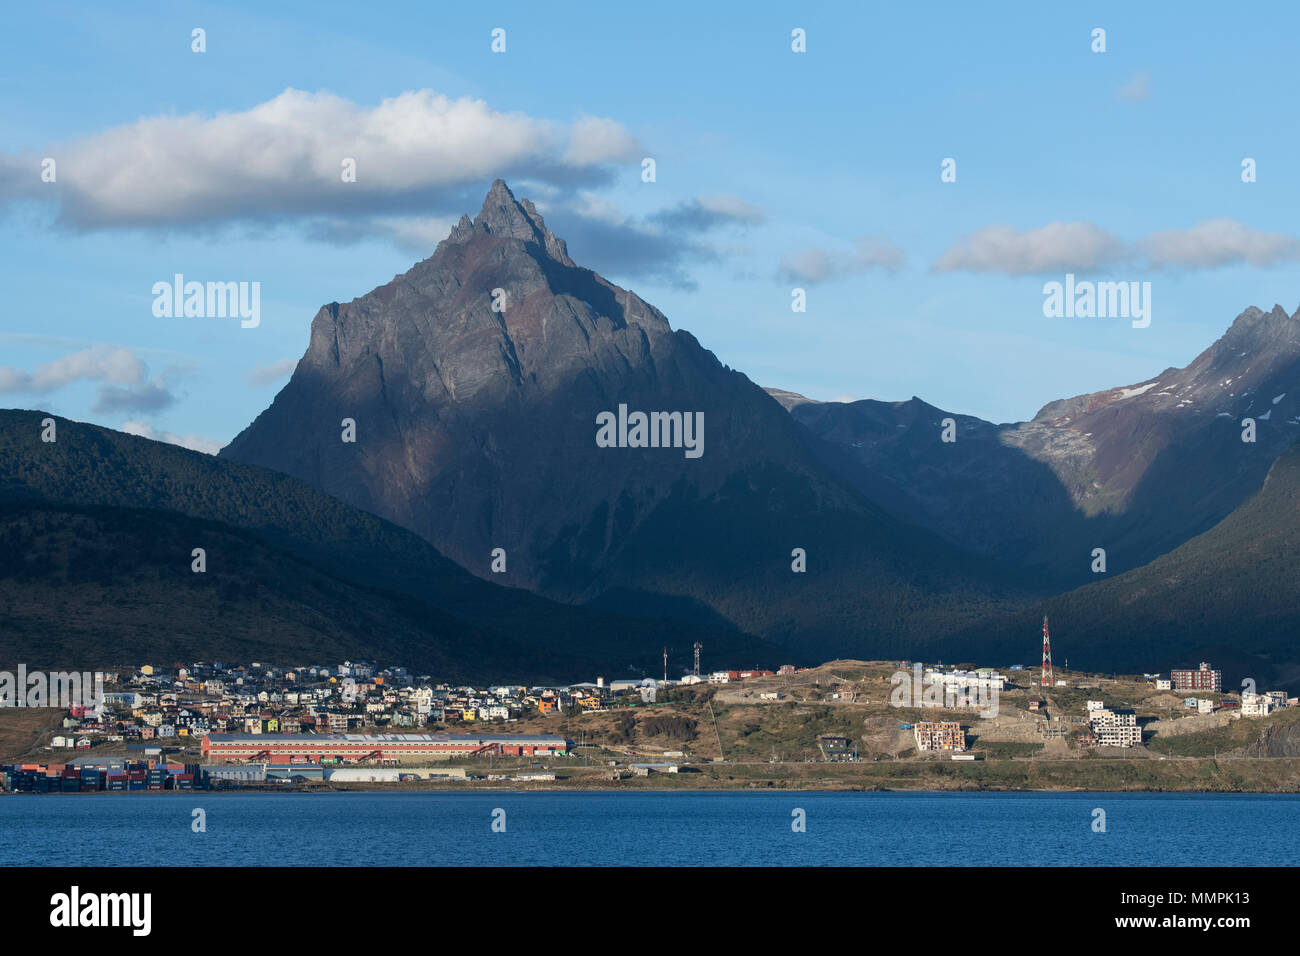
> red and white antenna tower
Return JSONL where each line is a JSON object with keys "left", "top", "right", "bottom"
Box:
{"left": 1041, "top": 615, "right": 1054, "bottom": 687}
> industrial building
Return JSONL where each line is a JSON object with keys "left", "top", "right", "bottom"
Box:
{"left": 323, "top": 767, "right": 403, "bottom": 783}
{"left": 205, "top": 765, "right": 266, "bottom": 784}
{"left": 201, "top": 732, "right": 569, "bottom": 763}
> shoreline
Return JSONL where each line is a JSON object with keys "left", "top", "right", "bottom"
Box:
{"left": 10, "top": 755, "right": 1300, "bottom": 795}
{"left": 7, "top": 784, "right": 1300, "bottom": 796}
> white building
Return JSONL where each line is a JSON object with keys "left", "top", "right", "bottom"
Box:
{"left": 922, "top": 668, "right": 1005, "bottom": 708}
{"left": 325, "top": 767, "right": 402, "bottom": 783}
{"left": 1242, "top": 692, "right": 1275, "bottom": 717}
{"left": 925, "top": 668, "right": 1005, "bottom": 695}
{"left": 1088, "top": 707, "right": 1141, "bottom": 747}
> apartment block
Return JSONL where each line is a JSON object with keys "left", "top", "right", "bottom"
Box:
{"left": 1170, "top": 662, "right": 1222, "bottom": 693}
{"left": 914, "top": 721, "right": 966, "bottom": 752}
{"left": 1087, "top": 706, "right": 1141, "bottom": 748}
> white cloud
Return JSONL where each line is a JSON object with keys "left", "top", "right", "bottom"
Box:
{"left": 694, "top": 194, "right": 765, "bottom": 225}
{"left": 563, "top": 116, "right": 643, "bottom": 166}
{"left": 306, "top": 214, "right": 459, "bottom": 254}
{"left": 1117, "top": 71, "right": 1151, "bottom": 102}
{"left": 568, "top": 191, "right": 626, "bottom": 225}
{"left": 0, "top": 344, "right": 148, "bottom": 392}
{"left": 373, "top": 216, "right": 461, "bottom": 252}
{"left": 1143, "top": 219, "right": 1300, "bottom": 269}
{"left": 780, "top": 237, "right": 905, "bottom": 283}
{"left": 781, "top": 248, "right": 836, "bottom": 283}
{"left": 2, "top": 89, "right": 640, "bottom": 231}
{"left": 244, "top": 358, "right": 299, "bottom": 387}
{"left": 0, "top": 344, "right": 178, "bottom": 414}
{"left": 121, "top": 420, "right": 222, "bottom": 456}
{"left": 932, "top": 218, "right": 1300, "bottom": 274}
{"left": 933, "top": 222, "right": 1129, "bottom": 275}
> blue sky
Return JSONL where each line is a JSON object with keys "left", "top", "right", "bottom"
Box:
{"left": 4, "top": 0, "right": 1300, "bottom": 450}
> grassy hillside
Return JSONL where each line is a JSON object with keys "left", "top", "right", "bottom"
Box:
{"left": 0, "top": 410, "right": 778, "bottom": 680}
{"left": 954, "top": 439, "right": 1300, "bottom": 690}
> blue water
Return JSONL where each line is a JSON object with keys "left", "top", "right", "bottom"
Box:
{"left": 3, "top": 791, "right": 1298, "bottom": 866}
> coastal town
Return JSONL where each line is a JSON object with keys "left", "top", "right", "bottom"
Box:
{"left": 2, "top": 647, "right": 1297, "bottom": 794}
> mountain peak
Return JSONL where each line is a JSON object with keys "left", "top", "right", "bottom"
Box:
{"left": 1229, "top": 302, "right": 1290, "bottom": 329}
{"left": 463, "top": 179, "right": 574, "bottom": 265}
{"left": 1215, "top": 302, "right": 1300, "bottom": 357}
{"left": 475, "top": 179, "right": 529, "bottom": 236}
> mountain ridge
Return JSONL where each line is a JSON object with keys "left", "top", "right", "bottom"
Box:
{"left": 220, "top": 181, "right": 1033, "bottom": 659}
{"left": 774, "top": 301, "right": 1300, "bottom": 586}
{"left": 0, "top": 408, "right": 777, "bottom": 680}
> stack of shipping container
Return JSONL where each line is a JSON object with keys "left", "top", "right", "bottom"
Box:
{"left": 0, "top": 760, "right": 211, "bottom": 793}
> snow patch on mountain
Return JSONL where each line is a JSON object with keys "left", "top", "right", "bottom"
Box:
{"left": 1118, "top": 382, "right": 1160, "bottom": 399}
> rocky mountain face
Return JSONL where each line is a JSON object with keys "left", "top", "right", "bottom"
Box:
{"left": 225, "top": 180, "right": 805, "bottom": 585}
{"left": 772, "top": 393, "right": 1086, "bottom": 587}
{"left": 221, "top": 181, "right": 1028, "bottom": 658}
{"left": 778, "top": 304, "right": 1300, "bottom": 586}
